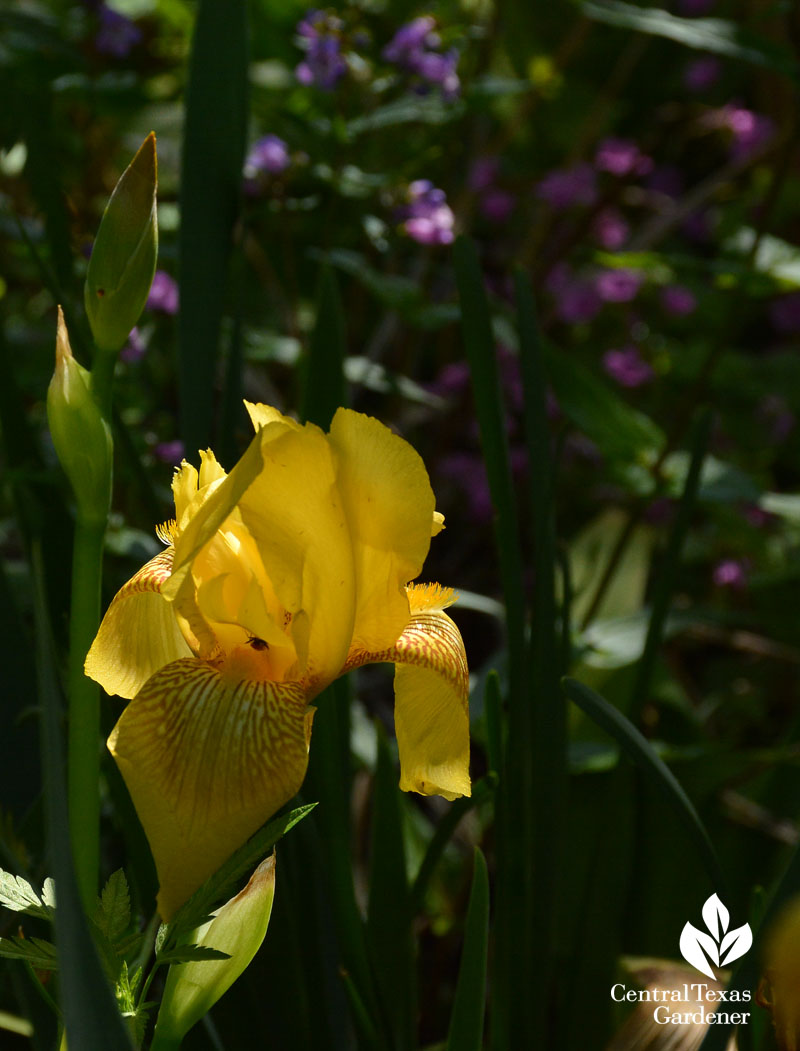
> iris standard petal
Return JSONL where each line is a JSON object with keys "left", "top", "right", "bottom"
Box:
{"left": 108, "top": 657, "right": 312, "bottom": 919}
{"left": 236, "top": 422, "right": 356, "bottom": 690}
{"left": 85, "top": 548, "right": 192, "bottom": 699}
{"left": 328, "top": 408, "right": 436, "bottom": 656}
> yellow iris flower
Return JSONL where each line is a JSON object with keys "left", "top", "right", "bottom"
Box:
{"left": 86, "top": 403, "right": 470, "bottom": 919}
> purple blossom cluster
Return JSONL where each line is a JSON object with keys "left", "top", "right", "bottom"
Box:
{"left": 399, "top": 180, "right": 455, "bottom": 246}
{"left": 468, "top": 158, "right": 515, "bottom": 224}
{"left": 243, "top": 135, "right": 291, "bottom": 195}
{"left": 147, "top": 271, "right": 179, "bottom": 315}
{"left": 94, "top": 4, "right": 142, "bottom": 57}
{"left": 295, "top": 10, "right": 348, "bottom": 90}
{"left": 383, "top": 16, "right": 460, "bottom": 99}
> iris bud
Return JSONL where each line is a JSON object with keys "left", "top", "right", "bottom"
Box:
{"left": 47, "top": 308, "right": 112, "bottom": 524}
{"left": 84, "top": 133, "right": 158, "bottom": 353}
{"left": 152, "top": 856, "right": 277, "bottom": 1048}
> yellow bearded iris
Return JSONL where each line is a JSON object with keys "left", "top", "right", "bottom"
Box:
{"left": 86, "top": 403, "right": 470, "bottom": 919}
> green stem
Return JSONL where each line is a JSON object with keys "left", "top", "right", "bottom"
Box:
{"left": 67, "top": 514, "right": 106, "bottom": 911}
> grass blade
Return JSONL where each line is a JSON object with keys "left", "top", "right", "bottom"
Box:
{"left": 366, "top": 727, "right": 415, "bottom": 1051}
{"left": 31, "top": 544, "right": 134, "bottom": 1049}
{"left": 178, "top": 0, "right": 248, "bottom": 453}
{"left": 629, "top": 408, "right": 712, "bottom": 723}
{"left": 562, "top": 677, "right": 725, "bottom": 894}
{"left": 301, "top": 265, "right": 347, "bottom": 430}
{"left": 445, "top": 849, "right": 490, "bottom": 1051}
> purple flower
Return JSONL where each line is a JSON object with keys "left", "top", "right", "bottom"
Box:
{"left": 705, "top": 104, "right": 775, "bottom": 160}
{"left": 383, "top": 16, "right": 460, "bottom": 98}
{"left": 602, "top": 345, "right": 654, "bottom": 388}
{"left": 468, "top": 156, "right": 500, "bottom": 192}
{"left": 555, "top": 281, "right": 602, "bottom": 324}
{"left": 95, "top": 4, "right": 142, "bottom": 57}
{"left": 683, "top": 56, "right": 722, "bottom": 93}
{"left": 480, "top": 188, "right": 515, "bottom": 223}
{"left": 120, "top": 326, "right": 146, "bottom": 363}
{"left": 430, "top": 360, "right": 471, "bottom": 397}
{"left": 155, "top": 440, "right": 186, "bottom": 465}
{"left": 594, "top": 138, "right": 653, "bottom": 178}
{"left": 712, "top": 558, "right": 749, "bottom": 589}
{"left": 595, "top": 268, "right": 643, "bottom": 303}
{"left": 295, "top": 11, "right": 347, "bottom": 90}
{"left": 660, "top": 285, "right": 697, "bottom": 317}
{"left": 438, "top": 452, "right": 493, "bottom": 521}
{"left": 147, "top": 271, "right": 179, "bottom": 315}
{"left": 537, "top": 164, "right": 597, "bottom": 209}
{"left": 769, "top": 292, "right": 800, "bottom": 334}
{"left": 400, "top": 180, "right": 455, "bottom": 245}
{"left": 245, "top": 135, "right": 290, "bottom": 176}
{"left": 592, "top": 209, "right": 629, "bottom": 250}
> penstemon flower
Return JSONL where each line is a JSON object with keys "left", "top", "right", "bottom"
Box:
{"left": 86, "top": 403, "right": 470, "bottom": 918}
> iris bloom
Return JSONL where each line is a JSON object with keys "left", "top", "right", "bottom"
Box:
{"left": 86, "top": 404, "right": 470, "bottom": 918}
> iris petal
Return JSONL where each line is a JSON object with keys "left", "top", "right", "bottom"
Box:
{"left": 329, "top": 408, "right": 436, "bottom": 655}
{"left": 108, "top": 657, "right": 312, "bottom": 919}
{"left": 85, "top": 548, "right": 192, "bottom": 699}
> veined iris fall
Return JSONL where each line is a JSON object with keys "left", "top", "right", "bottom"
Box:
{"left": 86, "top": 403, "right": 470, "bottom": 918}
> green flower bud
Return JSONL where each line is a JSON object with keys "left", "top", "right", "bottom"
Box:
{"left": 47, "top": 308, "right": 113, "bottom": 524}
{"left": 152, "top": 856, "right": 277, "bottom": 1048}
{"left": 84, "top": 133, "right": 158, "bottom": 353}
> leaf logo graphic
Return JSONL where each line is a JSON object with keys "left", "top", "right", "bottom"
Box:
{"left": 679, "top": 894, "right": 752, "bottom": 978}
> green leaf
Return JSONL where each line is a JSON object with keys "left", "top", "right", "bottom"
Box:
{"left": 629, "top": 409, "right": 712, "bottom": 723}
{"left": 301, "top": 265, "right": 346, "bottom": 430}
{"left": 95, "top": 870, "right": 131, "bottom": 944}
{"left": 562, "top": 677, "right": 724, "bottom": 894}
{"left": 726, "top": 228, "right": 800, "bottom": 288}
{"left": 579, "top": 0, "right": 799, "bottom": 74}
{"left": 157, "top": 944, "right": 232, "bottom": 966}
{"left": 345, "top": 95, "right": 465, "bottom": 136}
{"left": 166, "top": 804, "right": 316, "bottom": 943}
{"left": 546, "top": 345, "right": 664, "bottom": 462}
{"left": 178, "top": 0, "right": 248, "bottom": 452}
{"left": 445, "top": 849, "right": 490, "bottom": 1051}
{"left": 0, "top": 936, "right": 59, "bottom": 970}
{"left": 568, "top": 509, "right": 654, "bottom": 628}
{"left": 367, "top": 727, "right": 415, "bottom": 1051}
{"left": 0, "top": 870, "right": 53, "bottom": 920}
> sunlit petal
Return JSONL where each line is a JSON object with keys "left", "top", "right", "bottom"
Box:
{"left": 108, "top": 657, "right": 312, "bottom": 919}
{"left": 346, "top": 585, "right": 470, "bottom": 801}
{"left": 85, "top": 548, "right": 192, "bottom": 699}
{"left": 329, "top": 408, "right": 436, "bottom": 656}
{"left": 237, "top": 422, "right": 356, "bottom": 689}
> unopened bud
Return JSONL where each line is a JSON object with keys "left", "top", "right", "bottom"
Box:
{"left": 153, "top": 856, "right": 277, "bottom": 1047}
{"left": 47, "top": 308, "right": 112, "bottom": 523}
{"left": 84, "top": 133, "right": 158, "bottom": 353}
{"left": 758, "top": 896, "right": 800, "bottom": 1050}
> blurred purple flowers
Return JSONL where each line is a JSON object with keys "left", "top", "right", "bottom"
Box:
{"left": 147, "top": 271, "right": 179, "bottom": 315}
{"left": 95, "top": 5, "right": 142, "bottom": 57}
{"left": 712, "top": 558, "right": 749, "bottom": 589}
{"left": 245, "top": 135, "right": 290, "bottom": 176}
{"left": 296, "top": 11, "right": 348, "bottom": 89}
{"left": 537, "top": 164, "right": 597, "bottom": 209}
{"left": 595, "top": 268, "right": 643, "bottom": 303}
{"left": 383, "top": 15, "right": 460, "bottom": 98}
{"left": 660, "top": 285, "right": 697, "bottom": 317}
{"left": 400, "top": 180, "right": 455, "bottom": 245}
{"left": 683, "top": 56, "right": 721, "bottom": 93}
{"left": 602, "top": 346, "right": 654, "bottom": 388}
{"left": 704, "top": 104, "right": 775, "bottom": 160}
{"left": 594, "top": 138, "right": 653, "bottom": 178}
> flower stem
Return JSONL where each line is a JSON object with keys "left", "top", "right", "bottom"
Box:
{"left": 67, "top": 513, "right": 106, "bottom": 911}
